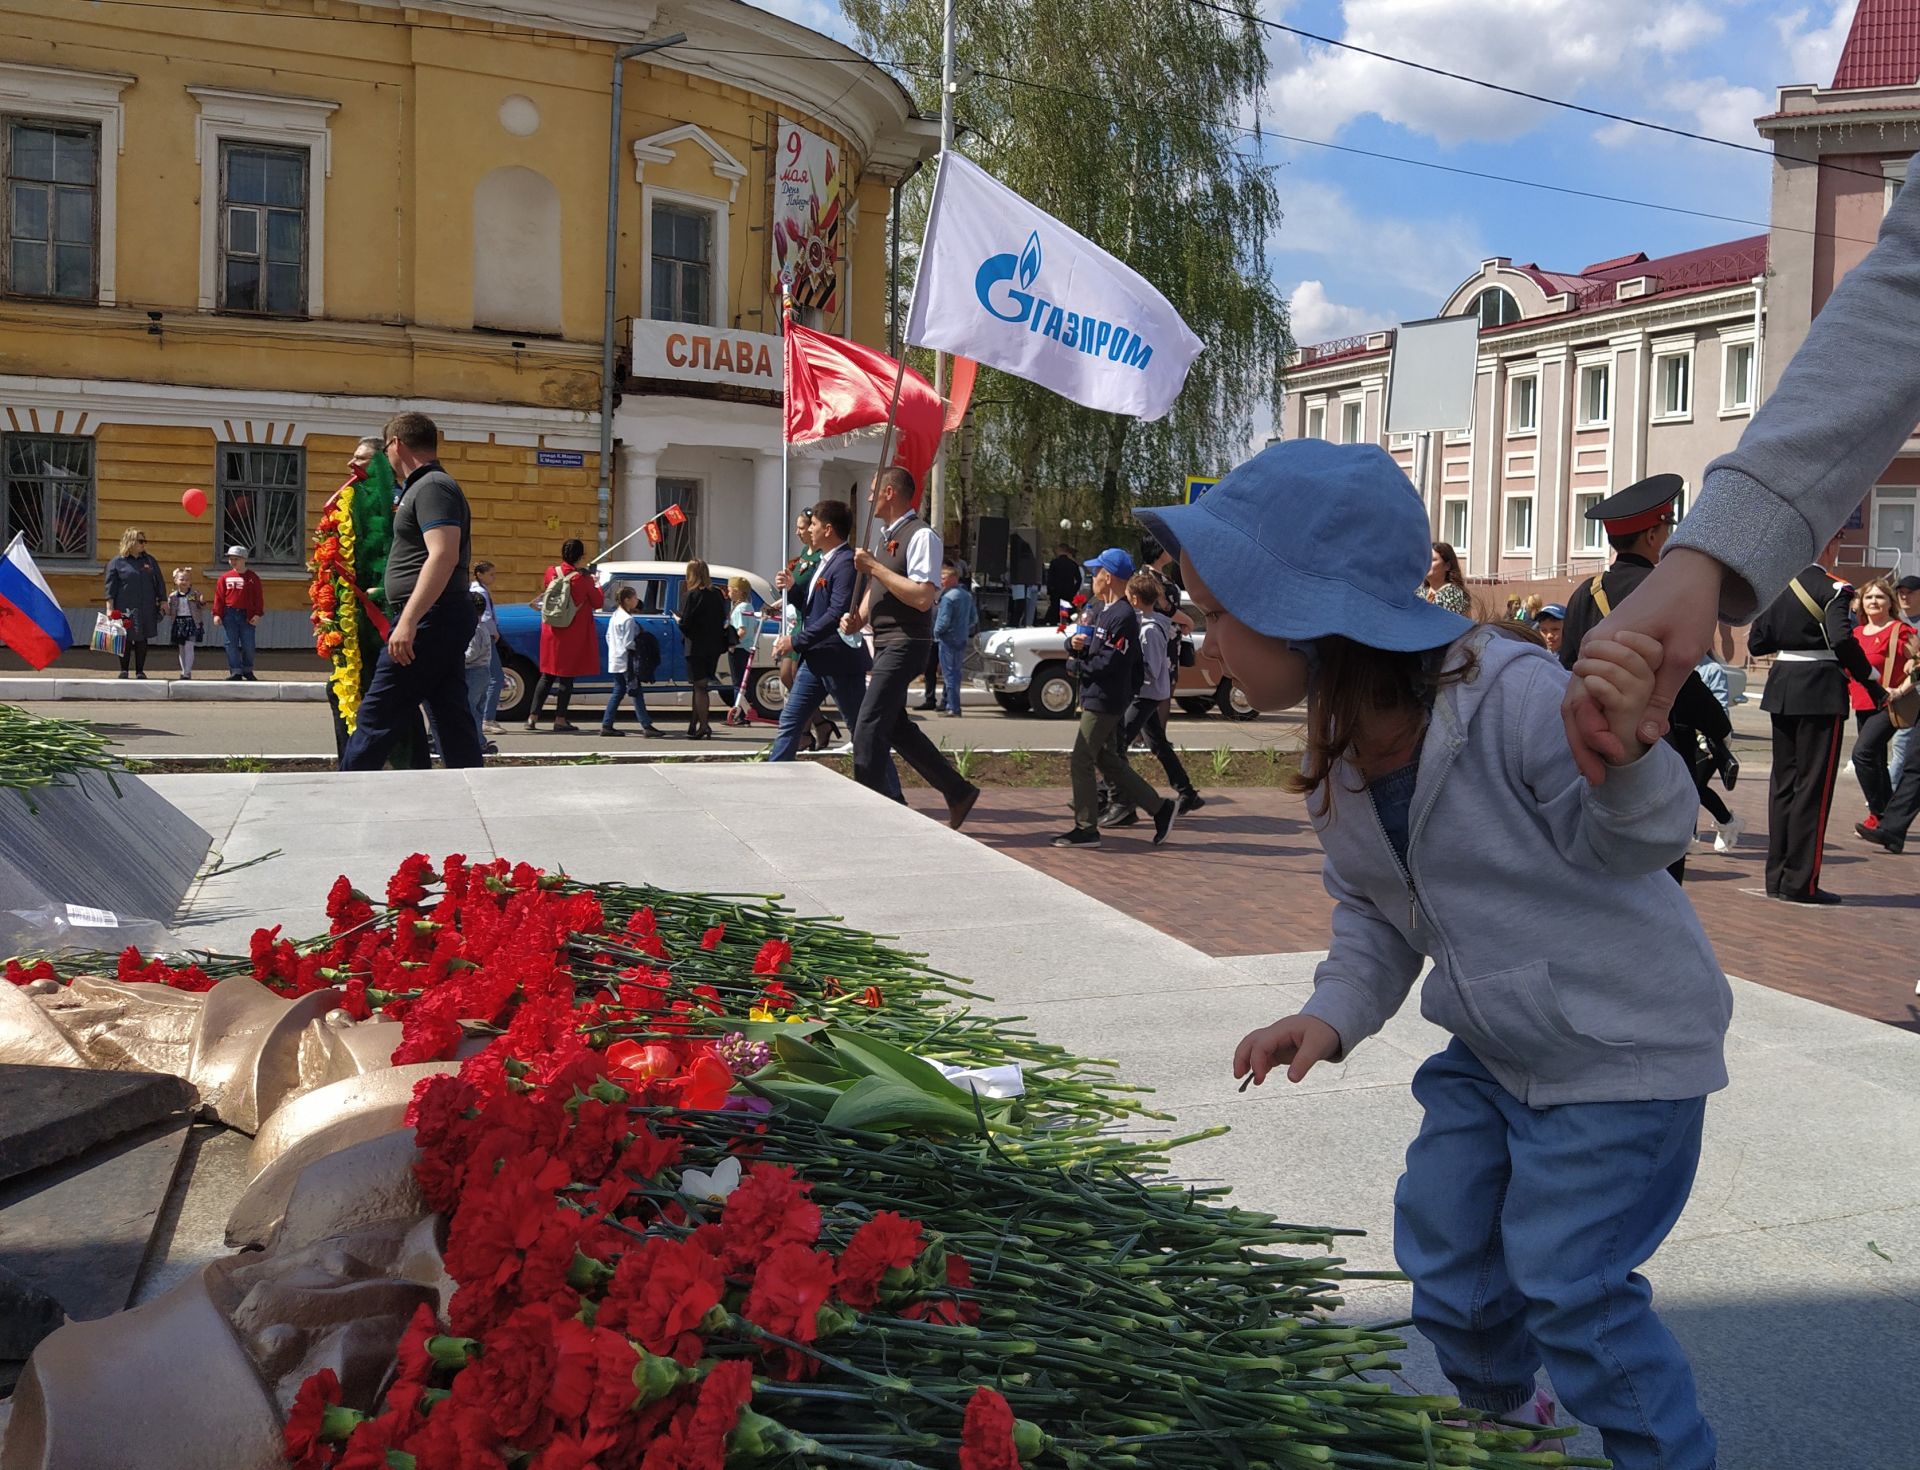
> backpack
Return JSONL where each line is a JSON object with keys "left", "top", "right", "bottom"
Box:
{"left": 630, "top": 625, "right": 661, "bottom": 683}
{"left": 538, "top": 566, "right": 578, "bottom": 628}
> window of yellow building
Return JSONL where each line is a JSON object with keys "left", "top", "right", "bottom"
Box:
{"left": 5, "top": 120, "right": 97, "bottom": 300}
{"left": 3, "top": 433, "right": 93, "bottom": 561}
{"left": 217, "top": 445, "right": 305, "bottom": 568}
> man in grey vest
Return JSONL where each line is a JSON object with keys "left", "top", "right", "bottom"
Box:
{"left": 844, "top": 466, "right": 981, "bottom": 829}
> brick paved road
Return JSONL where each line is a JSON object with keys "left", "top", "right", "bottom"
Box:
{"left": 912, "top": 728, "right": 1920, "bottom": 1032}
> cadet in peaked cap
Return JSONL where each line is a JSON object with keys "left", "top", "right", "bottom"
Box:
{"left": 1559, "top": 474, "right": 1733, "bottom": 882}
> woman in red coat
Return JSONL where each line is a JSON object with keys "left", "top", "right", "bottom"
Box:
{"left": 525, "top": 537, "right": 605, "bottom": 733}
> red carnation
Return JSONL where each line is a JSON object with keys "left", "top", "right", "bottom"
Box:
{"left": 638, "top": 1358, "right": 754, "bottom": 1470}
{"left": 283, "top": 1368, "right": 342, "bottom": 1469}
{"left": 960, "top": 1386, "right": 1021, "bottom": 1470}
{"left": 386, "top": 853, "right": 437, "bottom": 908}
{"left": 834, "top": 1210, "right": 924, "bottom": 1310}
{"left": 5, "top": 958, "right": 55, "bottom": 986}
{"left": 902, "top": 1251, "right": 980, "bottom": 1326}
{"left": 447, "top": 1301, "right": 568, "bottom": 1449}
{"left": 710, "top": 1163, "right": 820, "bottom": 1272}
{"left": 598, "top": 1235, "right": 726, "bottom": 1358}
{"left": 741, "top": 1243, "right": 837, "bottom": 1378}
{"left": 699, "top": 925, "right": 725, "bottom": 950}
{"left": 751, "top": 939, "right": 792, "bottom": 975}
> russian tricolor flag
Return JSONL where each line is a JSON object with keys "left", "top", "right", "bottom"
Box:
{"left": 0, "top": 533, "right": 72, "bottom": 670}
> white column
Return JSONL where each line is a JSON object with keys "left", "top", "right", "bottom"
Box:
{"left": 751, "top": 451, "right": 788, "bottom": 582}
{"left": 615, "top": 448, "right": 659, "bottom": 553}
{"left": 787, "top": 455, "right": 822, "bottom": 534}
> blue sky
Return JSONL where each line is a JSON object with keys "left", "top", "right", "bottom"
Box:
{"left": 761, "top": 0, "right": 1862, "bottom": 343}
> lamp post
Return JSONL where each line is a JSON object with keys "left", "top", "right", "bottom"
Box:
{"left": 598, "top": 32, "right": 688, "bottom": 552}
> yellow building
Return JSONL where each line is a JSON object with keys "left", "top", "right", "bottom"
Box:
{"left": 0, "top": 0, "right": 933, "bottom": 642}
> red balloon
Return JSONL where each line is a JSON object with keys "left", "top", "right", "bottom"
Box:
{"left": 181, "top": 487, "right": 207, "bottom": 517}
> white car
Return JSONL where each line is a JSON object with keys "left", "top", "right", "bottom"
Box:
{"left": 975, "top": 596, "right": 1258, "bottom": 720}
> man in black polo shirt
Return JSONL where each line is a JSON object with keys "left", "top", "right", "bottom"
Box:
{"left": 340, "top": 412, "right": 484, "bottom": 770}
{"left": 844, "top": 466, "right": 980, "bottom": 828}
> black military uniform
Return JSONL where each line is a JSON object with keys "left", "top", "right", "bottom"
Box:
{"left": 1560, "top": 475, "right": 1733, "bottom": 883}
{"left": 1748, "top": 564, "right": 1882, "bottom": 902}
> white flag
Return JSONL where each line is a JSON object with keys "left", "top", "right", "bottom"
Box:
{"left": 905, "top": 152, "right": 1203, "bottom": 421}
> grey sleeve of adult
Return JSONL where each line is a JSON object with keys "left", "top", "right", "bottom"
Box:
{"left": 1669, "top": 148, "right": 1920, "bottom": 622}
{"left": 412, "top": 478, "right": 463, "bottom": 531}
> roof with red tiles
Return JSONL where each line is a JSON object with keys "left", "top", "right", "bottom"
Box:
{"left": 1832, "top": 0, "right": 1920, "bottom": 90}
{"left": 1293, "top": 235, "right": 1767, "bottom": 361}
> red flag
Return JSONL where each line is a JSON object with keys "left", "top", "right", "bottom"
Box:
{"left": 943, "top": 355, "right": 978, "bottom": 434}
{"left": 662, "top": 503, "right": 687, "bottom": 526}
{"left": 783, "top": 320, "right": 944, "bottom": 487}
{"left": 643, "top": 521, "right": 662, "bottom": 546}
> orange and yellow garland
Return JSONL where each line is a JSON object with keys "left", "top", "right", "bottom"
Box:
{"left": 309, "top": 492, "right": 366, "bottom": 731}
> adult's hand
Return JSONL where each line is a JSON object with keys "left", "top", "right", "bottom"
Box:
{"left": 1560, "top": 546, "right": 1726, "bottom": 784}
{"left": 852, "top": 547, "right": 879, "bottom": 577}
{"left": 388, "top": 617, "right": 418, "bottom": 666}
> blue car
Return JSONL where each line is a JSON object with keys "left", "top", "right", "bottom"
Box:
{"left": 495, "top": 561, "right": 782, "bottom": 723}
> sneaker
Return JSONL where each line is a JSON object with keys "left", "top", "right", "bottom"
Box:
{"left": 226, "top": 674, "right": 243, "bottom": 682}
{"left": 1176, "top": 791, "right": 1207, "bottom": 815}
{"left": 1712, "top": 816, "right": 1743, "bottom": 854}
{"left": 1151, "top": 798, "right": 1177, "bottom": 846}
{"left": 1050, "top": 826, "right": 1101, "bottom": 848}
{"left": 482, "top": 721, "right": 505, "bottom": 735}
{"left": 600, "top": 725, "right": 626, "bottom": 738}
{"left": 481, "top": 741, "right": 500, "bottom": 756}
{"left": 1780, "top": 887, "right": 1846, "bottom": 905}
{"left": 1097, "top": 805, "right": 1139, "bottom": 828}
{"left": 242, "top": 672, "right": 258, "bottom": 681}
{"left": 1479, "top": 1389, "right": 1558, "bottom": 1452}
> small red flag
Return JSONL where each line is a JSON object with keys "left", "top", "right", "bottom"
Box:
{"left": 943, "top": 356, "right": 978, "bottom": 434}
{"left": 663, "top": 503, "right": 687, "bottom": 526}
{"left": 643, "top": 521, "right": 662, "bottom": 546}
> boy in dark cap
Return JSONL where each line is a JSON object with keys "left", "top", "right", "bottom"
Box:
{"left": 1560, "top": 476, "right": 1734, "bottom": 882}
{"left": 1535, "top": 603, "right": 1566, "bottom": 656}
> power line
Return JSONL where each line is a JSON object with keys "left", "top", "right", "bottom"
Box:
{"left": 49, "top": 0, "right": 1884, "bottom": 244}
{"left": 1184, "top": 0, "right": 1896, "bottom": 187}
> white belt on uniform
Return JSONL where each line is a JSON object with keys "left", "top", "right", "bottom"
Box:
{"left": 1773, "top": 649, "right": 1837, "bottom": 662}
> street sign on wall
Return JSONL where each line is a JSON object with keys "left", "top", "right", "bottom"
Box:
{"left": 1183, "top": 475, "right": 1218, "bottom": 504}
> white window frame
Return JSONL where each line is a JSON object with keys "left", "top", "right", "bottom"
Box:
{"left": 1720, "top": 336, "right": 1756, "bottom": 416}
{"left": 191, "top": 87, "right": 336, "bottom": 317}
{"left": 1575, "top": 360, "right": 1611, "bottom": 428}
{"left": 1573, "top": 490, "right": 1607, "bottom": 554}
{"left": 1338, "top": 397, "right": 1363, "bottom": 445}
{"left": 1886, "top": 158, "right": 1907, "bottom": 215}
{"left": 1441, "top": 496, "right": 1469, "bottom": 552}
{"left": 1650, "top": 345, "right": 1693, "bottom": 422}
{"left": 640, "top": 185, "right": 730, "bottom": 328}
{"left": 1304, "top": 401, "right": 1326, "bottom": 440}
{"left": 0, "top": 62, "right": 130, "bottom": 305}
{"left": 1871, "top": 485, "right": 1918, "bottom": 563}
{"left": 1507, "top": 371, "right": 1540, "bottom": 435}
{"left": 1502, "top": 492, "right": 1535, "bottom": 555}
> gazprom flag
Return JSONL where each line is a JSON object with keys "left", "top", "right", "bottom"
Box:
{"left": 0, "top": 533, "right": 71, "bottom": 670}
{"left": 905, "top": 152, "right": 1203, "bottom": 422}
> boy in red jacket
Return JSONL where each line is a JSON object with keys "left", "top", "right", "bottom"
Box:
{"left": 214, "top": 544, "right": 265, "bottom": 681}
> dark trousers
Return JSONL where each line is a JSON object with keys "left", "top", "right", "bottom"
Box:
{"left": 341, "top": 602, "right": 484, "bottom": 771}
{"left": 919, "top": 640, "right": 941, "bottom": 703}
{"left": 1106, "top": 698, "right": 1194, "bottom": 812}
{"left": 1852, "top": 707, "right": 1898, "bottom": 817}
{"left": 1072, "top": 710, "right": 1163, "bottom": 829}
{"left": 1765, "top": 712, "right": 1845, "bottom": 899}
{"left": 529, "top": 674, "right": 575, "bottom": 723}
{"left": 118, "top": 638, "right": 149, "bottom": 676}
{"left": 853, "top": 637, "right": 971, "bottom": 805}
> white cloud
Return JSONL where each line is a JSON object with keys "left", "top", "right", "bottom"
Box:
{"left": 1264, "top": 0, "right": 1756, "bottom": 147}
{"left": 1275, "top": 178, "right": 1485, "bottom": 303}
{"left": 747, "top": 0, "right": 856, "bottom": 45}
{"left": 1777, "top": 1, "right": 1861, "bottom": 86}
{"left": 1669, "top": 77, "right": 1770, "bottom": 145}
{"left": 1286, "top": 279, "right": 1397, "bottom": 344}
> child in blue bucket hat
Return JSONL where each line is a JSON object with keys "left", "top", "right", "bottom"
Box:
{"left": 1138, "top": 440, "right": 1728, "bottom": 1469}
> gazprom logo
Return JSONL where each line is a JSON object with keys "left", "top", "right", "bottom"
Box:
{"left": 973, "top": 230, "right": 1155, "bottom": 371}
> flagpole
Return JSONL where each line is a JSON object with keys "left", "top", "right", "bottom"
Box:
{"left": 926, "top": 0, "right": 959, "bottom": 542}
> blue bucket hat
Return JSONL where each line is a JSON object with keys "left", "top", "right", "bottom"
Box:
{"left": 1084, "top": 548, "right": 1135, "bottom": 579}
{"left": 1135, "top": 440, "right": 1473, "bottom": 652}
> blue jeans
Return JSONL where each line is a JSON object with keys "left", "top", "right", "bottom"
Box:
{"left": 937, "top": 639, "right": 966, "bottom": 715}
{"left": 1891, "top": 723, "right": 1914, "bottom": 788}
{"left": 769, "top": 660, "right": 869, "bottom": 764}
{"left": 1396, "top": 1040, "right": 1714, "bottom": 1469}
{"left": 221, "top": 608, "right": 256, "bottom": 675}
{"left": 484, "top": 643, "right": 503, "bottom": 722}
{"left": 602, "top": 671, "right": 657, "bottom": 730}
{"left": 465, "top": 665, "right": 490, "bottom": 738}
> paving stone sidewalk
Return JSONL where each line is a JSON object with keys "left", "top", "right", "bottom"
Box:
{"left": 910, "top": 761, "right": 1920, "bottom": 1031}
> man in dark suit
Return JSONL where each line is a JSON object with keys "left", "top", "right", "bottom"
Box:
{"left": 1749, "top": 532, "right": 1885, "bottom": 901}
{"left": 1044, "top": 543, "right": 1081, "bottom": 625}
{"left": 768, "top": 499, "right": 869, "bottom": 762}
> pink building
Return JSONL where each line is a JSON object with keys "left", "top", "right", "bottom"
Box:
{"left": 1282, "top": 0, "right": 1920, "bottom": 583}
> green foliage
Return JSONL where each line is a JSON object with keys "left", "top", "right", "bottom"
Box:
{"left": 845, "top": 0, "right": 1289, "bottom": 539}
{"left": 1209, "top": 744, "right": 1235, "bottom": 779}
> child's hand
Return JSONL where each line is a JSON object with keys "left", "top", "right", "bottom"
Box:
{"left": 1233, "top": 1014, "right": 1341, "bottom": 1086}
{"left": 1573, "top": 631, "right": 1662, "bottom": 767}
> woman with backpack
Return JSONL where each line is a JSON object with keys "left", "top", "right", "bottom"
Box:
{"left": 525, "top": 537, "right": 604, "bottom": 733}
{"left": 677, "top": 559, "right": 728, "bottom": 740}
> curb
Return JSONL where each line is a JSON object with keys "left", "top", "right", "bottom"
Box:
{"left": 0, "top": 679, "right": 326, "bottom": 703}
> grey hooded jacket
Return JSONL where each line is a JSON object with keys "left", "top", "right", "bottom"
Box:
{"left": 1298, "top": 629, "right": 1732, "bottom": 1107}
